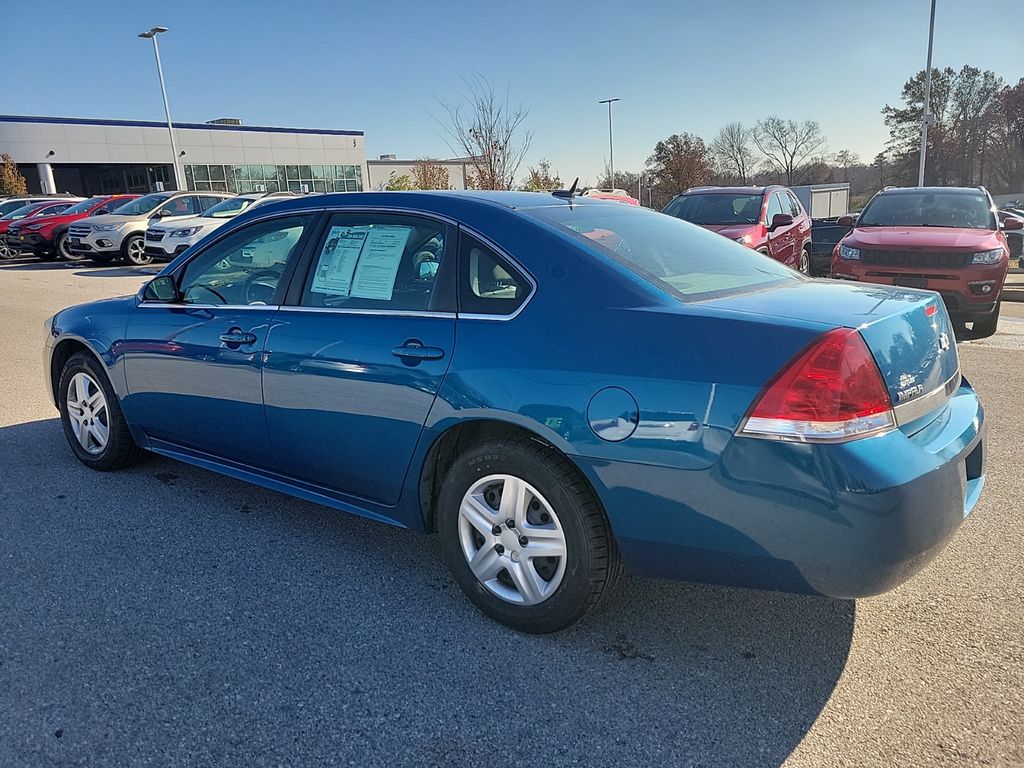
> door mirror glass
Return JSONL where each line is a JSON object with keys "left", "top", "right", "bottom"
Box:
{"left": 769, "top": 213, "right": 794, "bottom": 231}
{"left": 837, "top": 214, "right": 856, "bottom": 228}
{"left": 1001, "top": 217, "right": 1023, "bottom": 231}
{"left": 144, "top": 276, "right": 179, "bottom": 302}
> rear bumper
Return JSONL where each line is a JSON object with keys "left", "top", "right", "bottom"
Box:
{"left": 576, "top": 383, "right": 984, "bottom": 598}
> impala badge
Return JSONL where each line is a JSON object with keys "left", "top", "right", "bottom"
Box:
{"left": 938, "top": 332, "right": 950, "bottom": 352}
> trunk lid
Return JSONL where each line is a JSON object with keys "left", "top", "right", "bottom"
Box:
{"left": 698, "top": 280, "right": 960, "bottom": 426}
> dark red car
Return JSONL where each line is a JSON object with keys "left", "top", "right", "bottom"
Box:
{"left": 7, "top": 194, "right": 139, "bottom": 261}
{"left": 0, "top": 200, "right": 80, "bottom": 259}
{"left": 831, "top": 186, "right": 1019, "bottom": 338}
{"left": 662, "top": 185, "right": 814, "bottom": 273}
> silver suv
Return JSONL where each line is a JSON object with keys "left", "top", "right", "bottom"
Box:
{"left": 68, "top": 191, "right": 233, "bottom": 266}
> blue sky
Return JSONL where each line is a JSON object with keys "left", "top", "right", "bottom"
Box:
{"left": 5, "top": 0, "right": 1021, "bottom": 184}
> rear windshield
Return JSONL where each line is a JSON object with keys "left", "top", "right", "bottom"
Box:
{"left": 858, "top": 191, "right": 995, "bottom": 229}
{"left": 108, "top": 192, "right": 172, "bottom": 216}
{"left": 663, "top": 193, "right": 764, "bottom": 225}
{"left": 525, "top": 204, "right": 802, "bottom": 302}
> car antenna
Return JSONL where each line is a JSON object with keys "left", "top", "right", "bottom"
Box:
{"left": 552, "top": 178, "right": 580, "bottom": 201}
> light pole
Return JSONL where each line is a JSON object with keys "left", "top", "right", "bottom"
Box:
{"left": 138, "top": 26, "right": 184, "bottom": 191}
{"left": 598, "top": 98, "right": 620, "bottom": 188}
{"left": 917, "top": 0, "right": 937, "bottom": 186}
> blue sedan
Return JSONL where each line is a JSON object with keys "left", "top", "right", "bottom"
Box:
{"left": 44, "top": 191, "right": 985, "bottom": 632}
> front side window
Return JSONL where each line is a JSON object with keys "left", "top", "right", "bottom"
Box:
{"left": 857, "top": 191, "right": 996, "bottom": 230}
{"left": 110, "top": 193, "right": 171, "bottom": 216}
{"left": 765, "top": 194, "right": 785, "bottom": 224}
{"left": 663, "top": 193, "right": 763, "bottom": 225}
{"left": 526, "top": 204, "right": 801, "bottom": 302}
{"left": 459, "top": 235, "right": 529, "bottom": 316}
{"left": 300, "top": 214, "right": 452, "bottom": 312}
{"left": 177, "top": 215, "right": 312, "bottom": 306}
{"left": 158, "top": 196, "right": 199, "bottom": 217}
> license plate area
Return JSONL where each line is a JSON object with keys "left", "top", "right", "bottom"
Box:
{"left": 70, "top": 238, "right": 81, "bottom": 247}
{"left": 894, "top": 276, "right": 928, "bottom": 289}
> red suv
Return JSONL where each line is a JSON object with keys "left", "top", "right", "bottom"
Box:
{"left": 831, "top": 186, "right": 1019, "bottom": 338}
{"left": 7, "top": 194, "right": 139, "bottom": 261}
{"left": 662, "top": 185, "right": 814, "bottom": 273}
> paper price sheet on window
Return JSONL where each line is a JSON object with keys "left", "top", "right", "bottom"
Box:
{"left": 310, "top": 225, "right": 412, "bottom": 301}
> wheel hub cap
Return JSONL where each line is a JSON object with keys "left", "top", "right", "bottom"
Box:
{"left": 458, "top": 474, "right": 567, "bottom": 606}
{"left": 66, "top": 372, "right": 109, "bottom": 455}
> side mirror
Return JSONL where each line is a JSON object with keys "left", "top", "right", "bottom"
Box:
{"left": 1002, "top": 217, "right": 1023, "bottom": 231}
{"left": 144, "top": 275, "right": 179, "bottom": 303}
{"left": 837, "top": 214, "right": 856, "bottom": 228}
{"left": 768, "top": 213, "right": 794, "bottom": 232}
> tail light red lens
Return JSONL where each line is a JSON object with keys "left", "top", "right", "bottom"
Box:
{"left": 740, "top": 328, "right": 895, "bottom": 443}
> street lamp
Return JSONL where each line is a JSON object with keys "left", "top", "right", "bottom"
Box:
{"left": 598, "top": 98, "right": 620, "bottom": 187}
{"left": 138, "top": 26, "right": 184, "bottom": 191}
{"left": 917, "top": 0, "right": 937, "bottom": 187}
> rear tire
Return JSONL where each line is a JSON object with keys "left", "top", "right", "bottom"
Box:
{"left": 798, "top": 247, "right": 811, "bottom": 275}
{"left": 57, "top": 352, "right": 145, "bottom": 471}
{"left": 437, "top": 436, "right": 620, "bottom": 633}
{"left": 972, "top": 302, "right": 1000, "bottom": 339}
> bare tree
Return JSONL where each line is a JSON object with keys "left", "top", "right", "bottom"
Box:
{"left": 752, "top": 117, "right": 827, "bottom": 185}
{"left": 833, "top": 149, "right": 860, "bottom": 182}
{"left": 438, "top": 74, "right": 533, "bottom": 190}
{"left": 711, "top": 122, "right": 756, "bottom": 183}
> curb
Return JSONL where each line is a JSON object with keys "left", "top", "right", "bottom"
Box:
{"left": 1004, "top": 288, "right": 1024, "bottom": 303}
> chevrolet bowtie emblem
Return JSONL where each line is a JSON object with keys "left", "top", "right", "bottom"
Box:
{"left": 938, "top": 332, "right": 951, "bottom": 352}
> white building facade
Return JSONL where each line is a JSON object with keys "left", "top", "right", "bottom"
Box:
{"left": 0, "top": 115, "right": 366, "bottom": 196}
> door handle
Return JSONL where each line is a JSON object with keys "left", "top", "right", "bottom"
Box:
{"left": 391, "top": 340, "right": 445, "bottom": 361}
{"left": 220, "top": 330, "right": 258, "bottom": 346}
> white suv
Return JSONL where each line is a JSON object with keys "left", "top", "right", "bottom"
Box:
{"left": 144, "top": 192, "right": 300, "bottom": 262}
{"left": 68, "top": 191, "right": 233, "bottom": 266}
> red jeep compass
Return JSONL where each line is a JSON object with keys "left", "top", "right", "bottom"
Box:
{"left": 7, "top": 194, "right": 138, "bottom": 261}
{"left": 831, "top": 186, "right": 1019, "bottom": 338}
{"left": 662, "top": 185, "right": 814, "bottom": 273}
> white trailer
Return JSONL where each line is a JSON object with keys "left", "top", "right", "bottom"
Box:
{"left": 791, "top": 183, "right": 850, "bottom": 219}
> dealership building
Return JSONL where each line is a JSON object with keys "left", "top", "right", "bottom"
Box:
{"left": 0, "top": 114, "right": 366, "bottom": 197}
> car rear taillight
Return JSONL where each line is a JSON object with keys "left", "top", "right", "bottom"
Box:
{"left": 739, "top": 328, "right": 894, "bottom": 443}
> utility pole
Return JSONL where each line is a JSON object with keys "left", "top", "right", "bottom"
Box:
{"left": 598, "top": 98, "right": 620, "bottom": 187}
{"left": 917, "top": 0, "right": 937, "bottom": 186}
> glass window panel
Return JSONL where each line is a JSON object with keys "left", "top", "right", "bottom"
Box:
{"left": 286, "top": 165, "right": 300, "bottom": 181}
{"left": 313, "top": 180, "right": 327, "bottom": 193}
{"left": 276, "top": 166, "right": 287, "bottom": 184}
{"left": 209, "top": 165, "right": 226, "bottom": 181}
{"left": 185, "top": 165, "right": 195, "bottom": 187}
{"left": 333, "top": 180, "right": 346, "bottom": 193}
{"left": 211, "top": 181, "right": 228, "bottom": 192}
{"left": 345, "top": 180, "right": 359, "bottom": 192}
{"left": 193, "top": 165, "right": 210, "bottom": 182}
{"left": 299, "top": 165, "right": 312, "bottom": 180}
{"left": 264, "top": 180, "right": 280, "bottom": 193}
{"left": 312, "top": 165, "right": 326, "bottom": 180}
{"left": 235, "top": 165, "right": 250, "bottom": 181}
{"left": 237, "top": 181, "right": 253, "bottom": 194}
{"left": 288, "top": 181, "right": 302, "bottom": 193}
{"left": 195, "top": 181, "right": 212, "bottom": 191}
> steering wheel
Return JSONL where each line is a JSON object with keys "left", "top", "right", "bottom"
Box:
{"left": 184, "top": 283, "right": 228, "bottom": 304}
{"left": 243, "top": 269, "right": 281, "bottom": 305}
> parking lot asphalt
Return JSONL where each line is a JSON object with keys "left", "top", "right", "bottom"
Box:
{"left": 1, "top": 257, "right": 1022, "bottom": 768}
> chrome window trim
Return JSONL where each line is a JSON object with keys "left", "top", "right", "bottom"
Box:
{"left": 277, "top": 307, "right": 456, "bottom": 320}
{"left": 892, "top": 369, "right": 962, "bottom": 426}
{"left": 137, "top": 302, "right": 282, "bottom": 311}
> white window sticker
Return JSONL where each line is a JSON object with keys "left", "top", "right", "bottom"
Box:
{"left": 310, "top": 226, "right": 369, "bottom": 296}
{"left": 349, "top": 226, "right": 412, "bottom": 301}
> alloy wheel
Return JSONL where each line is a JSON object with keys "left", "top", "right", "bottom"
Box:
{"left": 59, "top": 234, "right": 82, "bottom": 261}
{"left": 458, "top": 474, "right": 567, "bottom": 605}
{"left": 0, "top": 241, "right": 13, "bottom": 259}
{"left": 126, "top": 237, "right": 151, "bottom": 266}
{"left": 66, "top": 372, "right": 110, "bottom": 455}
{"left": 799, "top": 251, "right": 810, "bottom": 275}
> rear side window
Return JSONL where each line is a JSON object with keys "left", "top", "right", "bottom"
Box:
{"left": 459, "top": 234, "right": 529, "bottom": 316}
{"left": 300, "top": 213, "right": 453, "bottom": 312}
{"left": 525, "top": 204, "right": 801, "bottom": 302}
{"left": 787, "top": 192, "right": 802, "bottom": 217}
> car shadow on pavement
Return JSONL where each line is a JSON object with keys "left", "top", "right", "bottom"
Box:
{"left": 1, "top": 418, "right": 854, "bottom": 768}
{"left": 72, "top": 267, "right": 160, "bottom": 278}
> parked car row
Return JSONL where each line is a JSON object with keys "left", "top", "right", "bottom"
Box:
{"left": 1, "top": 189, "right": 311, "bottom": 266}
{"left": 660, "top": 183, "right": 1019, "bottom": 339}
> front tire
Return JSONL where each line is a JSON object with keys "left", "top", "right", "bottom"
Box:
{"left": 123, "top": 235, "right": 152, "bottom": 266}
{"left": 437, "top": 436, "right": 620, "bottom": 633}
{"left": 57, "top": 232, "right": 84, "bottom": 262}
{"left": 58, "top": 352, "right": 145, "bottom": 471}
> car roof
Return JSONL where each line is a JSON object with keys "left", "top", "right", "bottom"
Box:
{"left": 679, "top": 186, "right": 783, "bottom": 195}
{"left": 876, "top": 186, "right": 988, "bottom": 195}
